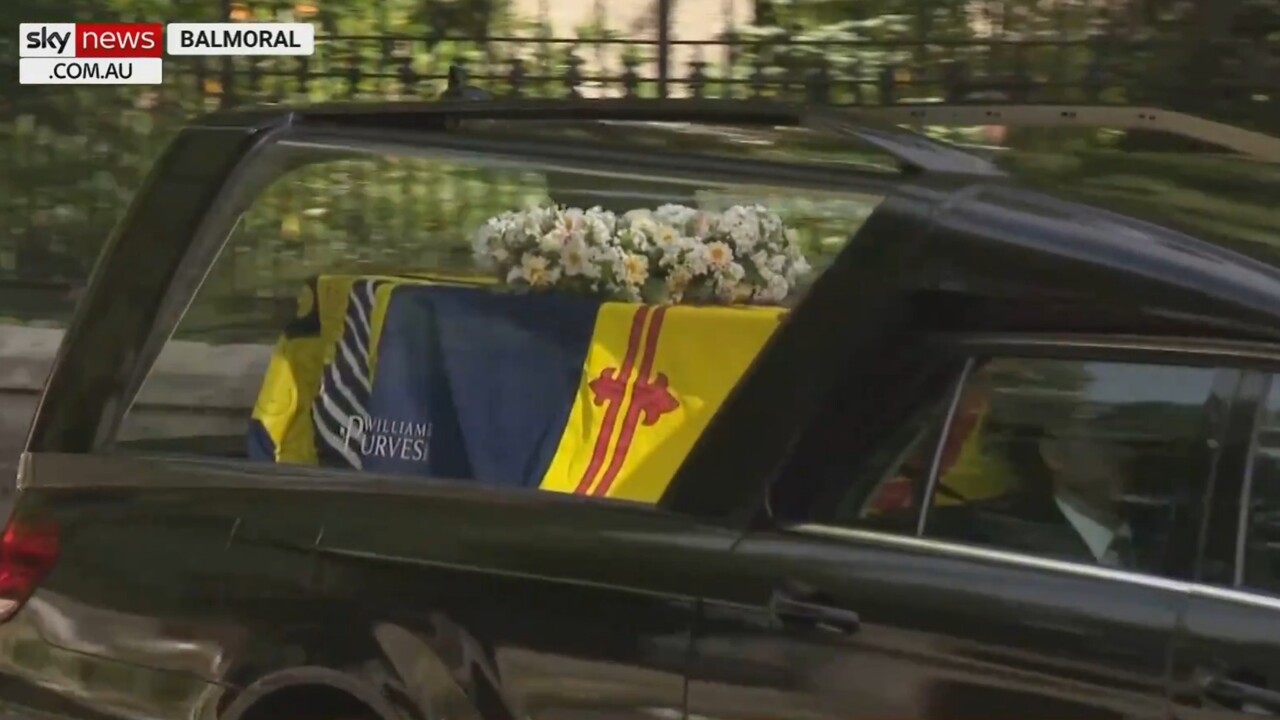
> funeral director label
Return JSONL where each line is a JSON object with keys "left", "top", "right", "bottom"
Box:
{"left": 167, "top": 23, "right": 314, "bottom": 56}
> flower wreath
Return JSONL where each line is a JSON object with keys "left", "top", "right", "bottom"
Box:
{"left": 469, "top": 203, "right": 813, "bottom": 304}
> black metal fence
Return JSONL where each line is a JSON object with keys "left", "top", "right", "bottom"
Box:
{"left": 2, "top": 0, "right": 1279, "bottom": 321}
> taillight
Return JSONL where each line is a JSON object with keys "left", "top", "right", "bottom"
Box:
{"left": 0, "top": 519, "right": 59, "bottom": 623}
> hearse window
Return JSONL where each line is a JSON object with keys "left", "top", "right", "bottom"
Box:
{"left": 797, "top": 353, "right": 1224, "bottom": 578}
{"left": 111, "top": 138, "right": 884, "bottom": 505}
{"left": 922, "top": 358, "right": 1222, "bottom": 577}
{"left": 821, "top": 378, "right": 960, "bottom": 535}
{"left": 1239, "top": 379, "right": 1280, "bottom": 596}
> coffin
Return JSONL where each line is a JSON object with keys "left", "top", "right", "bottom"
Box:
{"left": 248, "top": 274, "right": 784, "bottom": 503}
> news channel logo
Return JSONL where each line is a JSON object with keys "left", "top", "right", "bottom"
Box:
{"left": 18, "top": 22, "right": 315, "bottom": 85}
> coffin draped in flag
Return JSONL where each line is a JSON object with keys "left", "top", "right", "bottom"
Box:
{"left": 248, "top": 275, "right": 784, "bottom": 502}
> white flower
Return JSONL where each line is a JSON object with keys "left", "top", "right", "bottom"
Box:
{"left": 721, "top": 261, "right": 746, "bottom": 283}
{"left": 587, "top": 216, "right": 615, "bottom": 245}
{"left": 705, "top": 241, "right": 734, "bottom": 269}
{"left": 653, "top": 224, "right": 681, "bottom": 252}
{"left": 560, "top": 238, "right": 591, "bottom": 277}
{"left": 520, "top": 214, "right": 544, "bottom": 240}
{"left": 623, "top": 208, "right": 654, "bottom": 224}
{"left": 539, "top": 228, "right": 567, "bottom": 254}
{"left": 591, "top": 244, "right": 624, "bottom": 268}
{"left": 683, "top": 244, "right": 711, "bottom": 275}
{"left": 558, "top": 208, "right": 589, "bottom": 243}
{"left": 519, "top": 253, "right": 558, "bottom": 287}
{"left": 728, "top": 224, "right": 759, "bottom": 252}
{"left": 714, "top": 278, "right": 739, "bottom": 302}
{"left": 666, "top": 267, "right": 693, "bottom": 299}
{"left": 475, "top": 202, "right": 809, "bottom": 305}
{"left": 756, "top": 274, "right": 790, "bottom": 303}
{"left": 654, "top": 204, "right": 698, "bottom": 228}
{"left": 616, "top": 252, "right": 650, "bottom": 287}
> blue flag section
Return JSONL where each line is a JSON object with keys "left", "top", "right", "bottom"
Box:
{"left": 359, "top": 286, "right": 602, "bottom": 487}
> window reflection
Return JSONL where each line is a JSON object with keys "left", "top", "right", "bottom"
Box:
{"left": 925, "top": 358, "right": 1218, "bottom": 575}
{"left": 1243, "top": 381, "right": 1280, "bottom": 594}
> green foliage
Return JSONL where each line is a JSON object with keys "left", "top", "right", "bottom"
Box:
{"left": 2, "top": 0, "right": 1276, "bottom": 330}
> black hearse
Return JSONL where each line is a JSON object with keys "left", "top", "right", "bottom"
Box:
{"left": 2, "top": 98, "right": 1280, "bottom": 720}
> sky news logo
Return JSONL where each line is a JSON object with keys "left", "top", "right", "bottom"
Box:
{"left": 19, "top": 22, "right": 315, "bottom": 85}
{"left": 20, "top": 23, "right": 163, "bottom": 85}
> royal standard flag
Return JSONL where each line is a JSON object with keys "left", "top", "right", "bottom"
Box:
{"left": 538, "top": 303, "right": 784, "bottom": 502}
{"left": 251, "top": 278, "right": 784, "bottom": 503}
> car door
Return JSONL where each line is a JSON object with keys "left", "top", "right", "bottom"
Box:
{"left": 687, "top": 339, "right": 1240, "bottom": 720}
{"left": 311, "top": 484, "right": 728, "bottom": 720}
{"left": 1170, "top": 368, "right": 1280, "bottom": 719}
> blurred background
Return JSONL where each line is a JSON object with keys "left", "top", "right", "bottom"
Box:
{"left": 0, "top": 0, "right": 1278, "bottom": 327}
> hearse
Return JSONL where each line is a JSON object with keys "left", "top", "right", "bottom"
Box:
{"left": 1, "top": 97, "right": 1280, "bottom": 720}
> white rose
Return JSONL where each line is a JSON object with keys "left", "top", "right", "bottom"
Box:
{"left": 539, "top": 228, "right": 567, "bottom": 253}
{"left": 684, "top": 244, "right": 711, "bottom": 275}
{"left": 653, "top": 224, "right": 681, "bottom": 251}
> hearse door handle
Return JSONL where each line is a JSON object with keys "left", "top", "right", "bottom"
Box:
{"left": 768, "top": 588, "right": 861, "bottom": 636}
{"left": 1202, "top": 676, "right": 1280, "bottom": 715}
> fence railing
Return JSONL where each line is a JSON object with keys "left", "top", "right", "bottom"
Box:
{"left": 3, "top": 28, "right": 1279, "bottom": 320}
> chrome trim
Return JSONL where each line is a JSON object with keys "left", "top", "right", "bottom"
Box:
{"left": 917, "top": 358, "right": 975, "bottom": 535}
{"left": 14, "top": 451, "right": 31, "bottom": 491}
{"left": 1188, "top": 583, "right": 1280, "bottom": 613}
{"left": 786, "top": 523, "right": 1280, "bottom": 612}
{"left": 945, "top": 333, "right": 1280, "bottom": 365}
{"left": 1236, "top": 375, "right": 1271, "bottom": 586}
{"left": 788, "top": 523, "right": 1188, "bottom": 592}
{"left": 855, "top": 105, "right": 1280, "bottom": 164}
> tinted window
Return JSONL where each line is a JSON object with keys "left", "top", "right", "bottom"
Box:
{"left": 923, "top": 358, "right": 1223, "bottom": 576}
{"left": 1241, "top": 379, "right": 1280, "bottom": 595}
{"left": 797, "top": 352, "right": 1226, "bottom": 577}
{"left": 828, "top": 383, "right": 959, "bottom": 534}
{"left": 111, "top": 139, "right": 884, "bottom": 505}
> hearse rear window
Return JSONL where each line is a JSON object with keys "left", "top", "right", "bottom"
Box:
{"left": 114, "top": 134, "right": 884, "bottom": 505}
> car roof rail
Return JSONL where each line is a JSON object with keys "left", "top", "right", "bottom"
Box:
{"left": 851, "top": 104, "right": 1280, "bottom": 163}
{"left": 801, "top": 108, "right": 1007, "bottom": 177}
{"left": 291, "top": 96, "right": 1008, "bottom": 178}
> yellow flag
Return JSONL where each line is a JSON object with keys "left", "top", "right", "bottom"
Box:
{"left": 540, "top": 303, "right": 784, "bottom": 503}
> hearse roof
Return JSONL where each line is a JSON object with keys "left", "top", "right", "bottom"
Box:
{"left": 192, "top": 98, "right": 1280, "bottom": 339}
